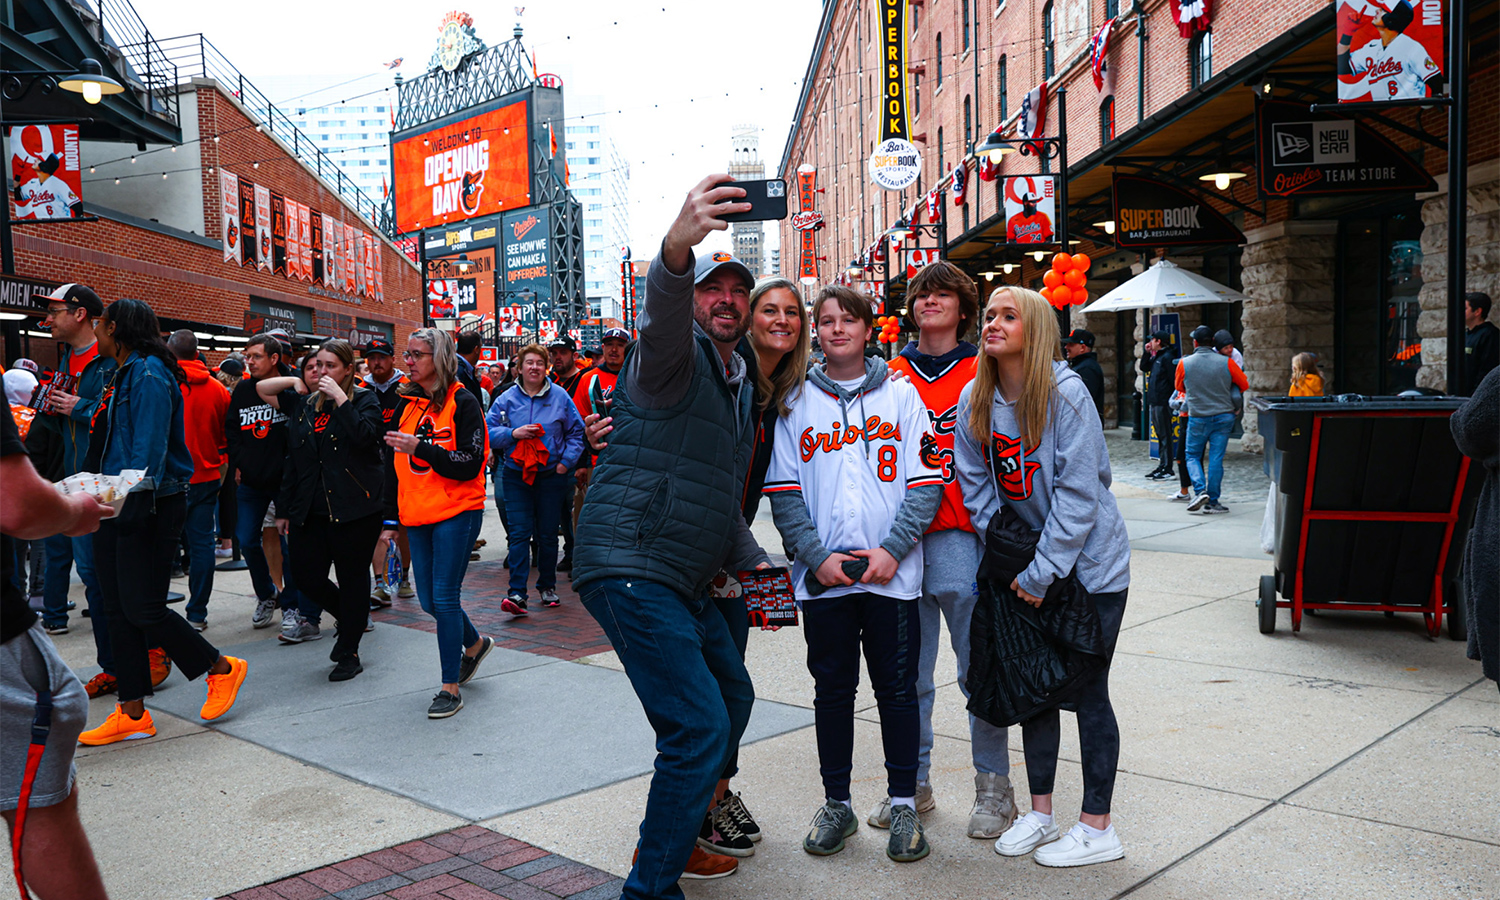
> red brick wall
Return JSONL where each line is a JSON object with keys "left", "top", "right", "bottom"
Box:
{"left": 14, "top": 83, "right": 422, "bottom": 346}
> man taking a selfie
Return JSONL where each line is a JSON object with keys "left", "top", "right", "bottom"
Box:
{"left": 573, "top": 175, "right": 772, "bottom": 897}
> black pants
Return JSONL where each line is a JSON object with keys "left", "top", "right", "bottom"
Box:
{"left": 804, "top": 592, "right": 921, "bottom": 801}
{"left": 1021, "top": 588, "right": 1127, "bottom": 815}
{"left": 289, "top": 512, "right": 382, "bottom": 661}
{"left": 1151, "top": 404, "right": 1175, "bottom": 469}
{"left": 94, "top": 490, "right": 220, "bottom": 703}
{"left": 1173, "top": 415, "right": 1191, "bottom": 491}
{"left": 217, "top": 475, "right": 237, "bottom": 541}
{"left": 560, "top": 481, "right": 575, "bottom": 558}
{"left": 714, "top": 593, "right": 752, "bottom": 781}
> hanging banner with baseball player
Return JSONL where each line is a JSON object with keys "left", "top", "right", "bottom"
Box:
{"left": 236, "top": 179, "right": 255, "bottom": 268}
{"left": 427, "top": 279, "right": 457, "bottom": 318}
{"left": 868, "top": 0, "right": 921, "bottom": 191}
{"left": 794, "top": 164, "right": 822, "bottom": 284}
{"left": 497, "top": 306, "right": 524, "bottom": 338}
{"left": 1111, "top": 175, "right": 1245, "bottom": 247}
{"left": 1255, "top": 100, "right": 1436, "bottom": 196}
{"left": 1336, "top": 0, "right": 1444, "bottom": 102}
{"left": 256, "top": 186, "right": 273, "bottom": 272}
{"left": 538, "top": 319, "right": 559, "bottom": 344}
{"left": 9, "top": 124, "right": 82, "bottom": 221}
{"left": 1003, "top": 176, "right": 1056, "bottom": 244}
{"left": 220, "top": 170, "right": 240, "bottom": 263}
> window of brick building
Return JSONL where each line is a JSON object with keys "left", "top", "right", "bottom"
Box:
{"left": 938, "top": 126, "right": 945, "bottom": 175}
{"left": 999, "top": 55, "right": 1008, "bottom": 121}
{"left": 936, "top": 35, "right": 943, "bottom": 85}
{"left": 1191, "top": 32, "right": 1213, "bottom": 88}
{"left": 1106, "top": 0, "right": 1119, "bottom": 17}
{"left": 964, "top": 95, "right": 972, "bottom": 149}
{"left": 1043, "top": 3, "right": 1055, "bottom": 79}
{"left": 914, "top": 69, "right": 922, "bottom": 116}
{"left": 1100, "top": 96, "right": 1115, "bottom": 143}
{"left": 963, "top": 0, "right": 971, "bottom": 52}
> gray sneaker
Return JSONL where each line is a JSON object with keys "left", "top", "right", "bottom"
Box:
{"left": 968, "top": 772, "right": 1018, "bottom": 839}
{"left": 251, "top": 596, "right": 278, "bottom": 629}
{"left": 278, "top": 614, "right": 322, "bottom": 643}
{"left": 1186, "top": 492, "right": 1210, "bottom": 512}
{"left": 868, "top": 781, "right": 935, "bottom": 829}
{"left": 540, "top": 589, "right": 561, "bottom": 608}
{"left": 803, "top": 800, "right": 858, "bottom": 856}
{"left": 887, "top": 804, "right": 930, "bottom": 862}
{"left": 1203, "top": 501, "right": 1230, "bottom": 514}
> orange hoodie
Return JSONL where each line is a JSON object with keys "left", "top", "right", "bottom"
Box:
{"left": 179, "top": 358, "right": 231, "bottom": 483}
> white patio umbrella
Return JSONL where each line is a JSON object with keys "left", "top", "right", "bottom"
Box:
{"left": 1080, "top": 258, "right": 1250, "bottom": 314}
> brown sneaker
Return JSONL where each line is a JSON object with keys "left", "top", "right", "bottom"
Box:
{"left": 148, "top": 649, "right": 172, "bottom": 687}
{"left": 630, "top": 845, "right": 737, "bottom": 881}
{"left": 84, "top": 672, "right": 118, "bottom": 699}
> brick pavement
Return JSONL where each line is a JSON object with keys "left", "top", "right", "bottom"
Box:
{"left": 372, "top": 558, "right": 613, "bottom": 661}
{"left": 218, "top": 826, "right": 623, "bottom": 900}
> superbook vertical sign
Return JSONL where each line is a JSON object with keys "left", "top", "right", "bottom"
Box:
{"left": 869, "top": 0, "right": 921, "bottom": 191}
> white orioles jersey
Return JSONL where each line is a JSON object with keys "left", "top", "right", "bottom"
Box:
{"left": 765, "top": 374, "right": 944, "bottom": 603}
{"left": 1350, "top": 33, "right": 1439, "bottom": 100}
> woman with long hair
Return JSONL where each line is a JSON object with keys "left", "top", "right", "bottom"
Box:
{"left": 487, "top": 343, "right": 584, "bottom": 613}
{"left": 78, "top": 299, "right": 248, "bottom": 746}
{"left": 257, "top": 340, "right": 385, "bottom": 680}
{"left": 381, "top": 328, "right": 494, "bottom": 718}
{"left": 954, "top": 286, "right": 1131, "bottom": 867}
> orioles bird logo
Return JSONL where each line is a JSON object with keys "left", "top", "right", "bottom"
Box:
{"left": 252, "top": 420, "right": 271, "bottom": 439}
{"left": 226, "top": 221, "right": 239, "bottom": 249}
{"left": 991, "top": 432, "right": 1039, "bottom": 500}
{"left": 459, "top": 170, "right": 485, "bottom": 216}
{"left": 406, "top": 417, "right": 454, "bottom": 475}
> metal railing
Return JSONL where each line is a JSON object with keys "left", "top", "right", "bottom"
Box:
{"left": 69, "top": 0, "right": 179, "bottom": 126}
{"left": 154, "top": 32, "right": 394, "bottom": 236}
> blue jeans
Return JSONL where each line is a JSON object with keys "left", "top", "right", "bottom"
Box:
{"left": 234, "top": 484, "right": 317, "bottom": 623}
{"left": 580, "top": 577, "right": 754, "bottom": 900}
{"left": 502, "top": 467, "right": 567, "bottom": 596}
{"left": 41, "top": 533, "right": 113, "bottom": 675}
{"left": 183, "top": 480, "right": 220, "bottom": 624}
{"left": 1185, "top": 413, "right": 1236, "bottom": 503}
{"left": 407, "top": 510, "right": 484, "bottom": 684}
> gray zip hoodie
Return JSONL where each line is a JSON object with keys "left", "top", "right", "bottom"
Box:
{"left": 954, "top": 360, "right": 1130, "bottom": 596}
{"left": 769, "top": 356, "right": 944, "bottom": 577}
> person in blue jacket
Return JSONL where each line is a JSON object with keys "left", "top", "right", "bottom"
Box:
{"left": 486, "top": 343, "right": 584, "bottom": 613}
{"left": 77, "top": 299, "right": 249, "bottom": 747}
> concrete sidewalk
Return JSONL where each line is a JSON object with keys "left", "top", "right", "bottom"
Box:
{"left": 8, "top": 471, "right": 1495, "bottom": 900}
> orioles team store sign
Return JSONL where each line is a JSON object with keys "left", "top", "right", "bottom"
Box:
{"left": 392, "top": 97, "right": 530, "bottom": 235}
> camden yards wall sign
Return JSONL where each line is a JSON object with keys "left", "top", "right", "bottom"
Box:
{"left": 1112, "top": 176, "right": 1245, "bottom": 248}
{"left": 1255, "top": 100, "right": 1435, "bottom": 198}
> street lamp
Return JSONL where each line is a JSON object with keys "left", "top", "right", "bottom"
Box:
{"left": 975, "top": 129, "right": 1017, "bottom": 162}
{"left": 1199, "top": 156, "right": 1247, "bottom": 191}
{"left": 2, "top": 58, "right": 123, "bottom": 105}
{"left": 1093, "top": 220, "right": 1116, "bottom": 235}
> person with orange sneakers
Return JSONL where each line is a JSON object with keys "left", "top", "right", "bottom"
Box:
{"left": 77, "top": 299, "right": 248, "bottom": 747}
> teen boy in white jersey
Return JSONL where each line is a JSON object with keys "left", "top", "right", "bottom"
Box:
{"left": 766, "top": 285, "right": 944, "bottom": 864}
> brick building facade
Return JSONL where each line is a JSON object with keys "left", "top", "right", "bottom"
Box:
{"left": 5, "top": 79, "right": 421, "bottom": 368}
{"left": 780, "top": 0, "right": 1498, "bottom": 439}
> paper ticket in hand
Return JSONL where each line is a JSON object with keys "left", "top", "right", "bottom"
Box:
{"left": 54, "top": 469, "right": 146, "bottom": 518}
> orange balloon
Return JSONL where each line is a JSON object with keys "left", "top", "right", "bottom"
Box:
{"left": 1073, "top": 253, "right": 1092, "bottom": 273}
{"left": 1040, "top": 286, "right": 1054, "bottom": 303}
{"left": 1064, "top": 268, "right": 1086, "bottom": 289}
{"left": 1043, "top": 269, "right": 1061, "bottom": 289}
{"left": 1073, "top": 289, "right": 1089, "bottom": 306}
{"left": 1052, "top": 285, "right": 1073, "bottom": 306}
{"left": 1052, "top": 252, "right": 1074, "bottom": 273}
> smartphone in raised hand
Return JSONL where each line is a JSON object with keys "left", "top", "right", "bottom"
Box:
{"left": 712, "top": 178, "right": 788, "bottom": 223}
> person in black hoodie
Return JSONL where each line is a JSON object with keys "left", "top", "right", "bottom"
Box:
{"left": 1140, "top": 331, "right": 1179, "bottom": 479}
{"left": 225, "top": 334, "right": 315, "bottom": 635}
{"left": 257, "top": 340, "right": 385, "bottom": 680}
{"left": 1062, "top": 329, "right": 1105, "bottom": 421}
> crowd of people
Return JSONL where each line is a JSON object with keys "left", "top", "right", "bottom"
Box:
{"left": 6, "top": 177, "right": 1494, "bottom": 900}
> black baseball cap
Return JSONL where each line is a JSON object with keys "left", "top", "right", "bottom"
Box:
{"left": 1191, "top": 325, "right": 1215, "bottom": 345}
{"left": 1062, "top": 328, "right": 1095, "bottom": 348}
{"left": 217, "top": 357, "right": 245, "bottom": 378}
{"left": 1150, "top": 330, "right": 1174, "bottom": 343}
{"left": 548, "top": 336, "right": 577, "bottom": 352}
{"left": 363, "top": 338, "right": 395, "bottom": 357}
{"left": 1213, "top": 329, "right": 1235, "bottom": 350}
{"left": 40, "top": 283, "right": 104, "bottom": 317}
{"left": 602, "top": 327, "right": 630, "bottom": 343}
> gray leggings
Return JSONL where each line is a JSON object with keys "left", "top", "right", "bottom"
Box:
{"left": 1020, "top": 589, "right": 1127, "bottom": 816}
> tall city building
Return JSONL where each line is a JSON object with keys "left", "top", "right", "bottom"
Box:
{"left": 567, "top": 101, "right": 630, "bottom": 322}
{"left": 257, "top": 75, "right": 396, "bottom": 199}
{"left": 729, "top": 124, "right": 765, "bottom": 277}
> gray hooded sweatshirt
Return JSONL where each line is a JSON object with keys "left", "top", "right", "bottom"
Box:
{"left": 954, "top": 360, "right": 1131, "bottom": 597}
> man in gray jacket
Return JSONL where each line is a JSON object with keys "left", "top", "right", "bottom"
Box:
{"left": 1177, "top": 325, "right": 1248, "bottom": 514}
{"left": 572, "top": 175, "right": 771, "bottom": 896}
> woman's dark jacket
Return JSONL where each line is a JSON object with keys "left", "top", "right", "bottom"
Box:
{"left": 277, "top": 386, "right": 385, "bottom": 527}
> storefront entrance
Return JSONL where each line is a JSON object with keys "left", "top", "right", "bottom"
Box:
{"left": 1335, "top": 200, "right": 1425, "bottom": 396}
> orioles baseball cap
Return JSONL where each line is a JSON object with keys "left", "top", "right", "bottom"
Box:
{"left": 40, "top": 283, "right": 104, "bottom": 317}
{"left": 362, "top": 338, "right": 395, "bottom": 357}
{"left": 694, "top": 251, "right": 754, "bottom": 292}
{"left": 602, "top": 327, "right": 630, "bottom": 343}
{"left": 1062, "top": 328, "right": 1095, "bottom": 348}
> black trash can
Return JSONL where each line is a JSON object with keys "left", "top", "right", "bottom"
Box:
{"left": 1252, "top": 394, "right": 1481, "bottom": 638}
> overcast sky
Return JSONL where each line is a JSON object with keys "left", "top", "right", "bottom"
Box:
{"left": 132, "top": 0, "right": 822, "bottom": 258}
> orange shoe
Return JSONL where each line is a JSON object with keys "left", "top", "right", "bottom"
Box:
{"left": 630, "top": 846, "right": 737, "bottom": 881}
{"left": 149, "top": 648, "right": 172, "bottom": 687}
{"left": 200, "top": 656, "right": 248, "bottom": 721}
{"left": 84, "top": 672, "right": 118, "bottom": 698}
{"left": 78, "top": 705, "right": 156, "bottom": 746}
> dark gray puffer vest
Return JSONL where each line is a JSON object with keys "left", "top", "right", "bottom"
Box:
{"left": 572, "top": 334, "right": 756, "bottom": 600}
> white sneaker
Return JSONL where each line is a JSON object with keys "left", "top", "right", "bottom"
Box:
{"left": 1170, "top": 489, "right": 1191, "bottom": 502}
{"left": 1033, "top": 823, "right": 1124, "bottom": 867}
{"left": 1186, "top": 492, "right": 1210, "bottom": 512}
{"left": 994, "top": 813, "right": 1060, "bottom": 857}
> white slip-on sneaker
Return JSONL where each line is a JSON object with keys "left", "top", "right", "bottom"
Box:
{"left": 994, "top": 812, "right": 1060, "bottom": 857}
{"left": 1186, "top": 492, "right": 1210, "bottom": 512}
{"left": 1033, "top": 823, "right": 1125, "bottom": 867}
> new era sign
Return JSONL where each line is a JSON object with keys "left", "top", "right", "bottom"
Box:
{"left": 1269, "top": 122, "right": 1356, "bottom": 167}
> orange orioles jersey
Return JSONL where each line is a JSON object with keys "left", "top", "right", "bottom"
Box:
{"left": 1006, "top": 211, "right": 1053, "bottom": 244}
{"left": 888, "top": 351, "right": 979, "bottom": 534}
